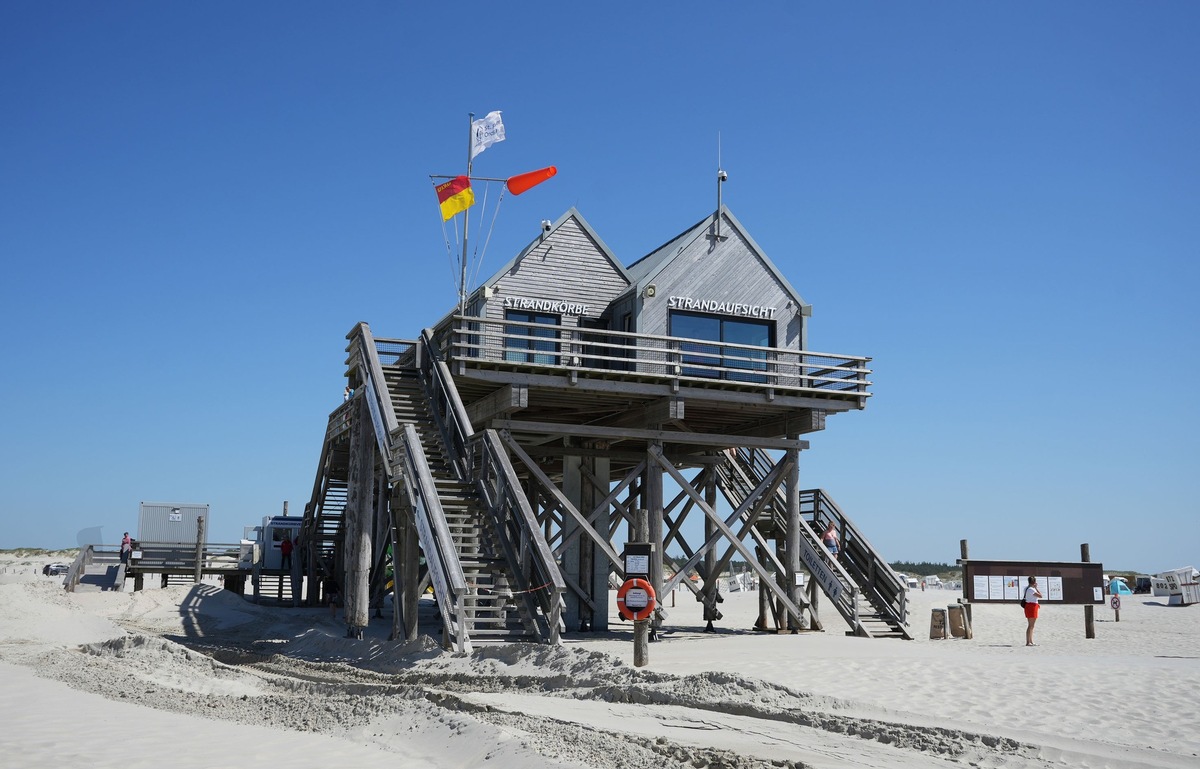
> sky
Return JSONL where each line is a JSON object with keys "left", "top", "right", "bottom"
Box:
{"left": 2, "top": 3, "right": 1197, "bottom": 573}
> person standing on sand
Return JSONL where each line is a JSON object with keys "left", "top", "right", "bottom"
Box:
{"left": 326, "top": 575, "right": 340, "bottom": 619}
{"left": 1024, "top": 576, "right": 1042, "bottom": 646}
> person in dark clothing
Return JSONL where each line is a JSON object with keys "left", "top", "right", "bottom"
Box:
{"left": 326, "top": 576, "right": 340, "bottom": 619}
{"left": 280, "top": 536, "right": 293, "bottom": 570}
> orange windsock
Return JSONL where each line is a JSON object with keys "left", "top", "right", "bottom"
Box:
{"left": 506, "top": 166, "right": 557, "bottom": 196}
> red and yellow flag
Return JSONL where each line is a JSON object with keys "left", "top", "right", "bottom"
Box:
{"left": 435, "top": 176, "right": 475, "bottom": 220}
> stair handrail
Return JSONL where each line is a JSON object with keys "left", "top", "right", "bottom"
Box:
{"left": 808, "top": 488, "right": 909, "bottom": 628}
{"left": 300, "top": 428, "right": 337, "bottom": 558}
{"left": 418, "top": 327, "right": 475, "bottom": 478}
{"left": 351, "top": 322, "right": 472, "bottom": 649}
{"left": 354, "top": 326, "right": 436, "bottom": 612}
{"left": 420, "top": 325, "right": 566, "bottom": 643}
{"left": 734, "top": 448, "right": 909, "bottom": 627}
{"left": 472, "top": 429, "right": 566, "bottom": 643}
{"left": 350, "top": 323, "right": 401, "bottom": 478}
{"left": 396, "top": 422, "right": 472, "bottom": 652}
{"left": 63, "top": 545, "right": 91, "bottom": 592}
{"left": 717, "top": 452, "right": 864, "bottom": 629}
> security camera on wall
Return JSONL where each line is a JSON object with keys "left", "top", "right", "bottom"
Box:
{"left": 541, "top": 220, "right": 552, "bottom": 233}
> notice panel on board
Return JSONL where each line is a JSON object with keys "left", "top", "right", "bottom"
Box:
{"left": 961, "top": 560, "right": 1104, "bottom": 604}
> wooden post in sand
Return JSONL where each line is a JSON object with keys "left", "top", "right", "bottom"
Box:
{"left": 633, "top": 507, "right": 650, "bottom": 667}
{"left": 784, "top": 446, "right": 804, "bottom": 631}
{"left": 645, "top": 442, "right": 664, "bottom": 639}
{"left": 392, "top": 491, "right": 419, "bottom": 642}
{"left": 344, "top": 395, "right": 374, "bottom": 639}
{"left": 703, "top": 469, "right": 720, "bottom": 630}
{"left": 1081, "top": 543, "right": 1095, "bottom": 639}
{"left": 958, "top": 539, "right": 972, "bottom": 626}
{"left": 756, "top": 545, "right": 771, "bottom": 630}
{"left": 806, "top": 574, "right": 823, "bottom": 631}
{"left": 193, "top": 515, "right": 205, "bottom": 585}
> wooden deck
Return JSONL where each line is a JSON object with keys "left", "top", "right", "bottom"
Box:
{"left": 377, "top": 316, "right": 871, "bottom": 454}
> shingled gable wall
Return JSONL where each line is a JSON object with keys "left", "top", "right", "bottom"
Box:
{"left": 475, "top": 213, "right": 630, "bottom": 331}
{"left": 621, "top": 211, "right": 806, "bottom": 351}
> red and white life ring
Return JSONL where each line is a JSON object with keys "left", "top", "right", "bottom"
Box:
{"left": 616, "top": 578, "right": 657, "bottom": 622}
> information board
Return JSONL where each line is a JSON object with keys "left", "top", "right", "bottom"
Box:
{"left": 961, "top": 560, "right": 1104, "bottom": 605}
{"left": 623, "top": 543, "right": 653, "bottom": 579}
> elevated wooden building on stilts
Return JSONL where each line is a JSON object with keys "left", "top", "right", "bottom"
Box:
{"left": 300, "top": 204, "right": 912, "bottom": 650}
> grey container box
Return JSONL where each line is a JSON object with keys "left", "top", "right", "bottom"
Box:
{"left": 138, "top": 502, "right": 210, "bottom": 544}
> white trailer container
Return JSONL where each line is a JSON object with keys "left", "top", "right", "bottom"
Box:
{"left": 138, "top": 502, "right": 209, "bottom": 544}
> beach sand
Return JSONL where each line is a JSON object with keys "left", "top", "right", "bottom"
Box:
{"left": 2, "top": 559, "right": 1197, "bottom": 768}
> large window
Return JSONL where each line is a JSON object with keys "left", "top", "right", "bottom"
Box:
{"left": 669, "top": 311, "right": 773, "bottom": 382}
{"left": 505, "top": 310, "right": 560, "bottom": 364}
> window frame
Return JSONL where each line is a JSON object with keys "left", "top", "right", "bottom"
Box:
{"left": 669, "top": 310, "right": 774, "bottom": 382}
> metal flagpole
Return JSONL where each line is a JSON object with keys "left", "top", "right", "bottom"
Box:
{"left": 459, "top": 112, "right": 474, "bottom": 317}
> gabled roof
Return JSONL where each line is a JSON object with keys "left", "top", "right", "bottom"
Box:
{"left": 620, "top": 205, "right": 810, "bottom": 311}
{"left": 473, "top": 207, "right": 631, "bottom": 292}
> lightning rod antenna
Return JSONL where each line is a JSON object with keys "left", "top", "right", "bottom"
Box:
{"left": 716, "top": 132, "right": 726, "bottom": 241}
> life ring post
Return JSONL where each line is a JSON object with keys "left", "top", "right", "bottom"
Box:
{"left": 623, "top": 512, "right": 655, "bottom": 668}
{"left": 634, "top": 619, "right": 649, "bottom": 667}
{"left": 617, "top": 576, "right": 656, "bottom": 667}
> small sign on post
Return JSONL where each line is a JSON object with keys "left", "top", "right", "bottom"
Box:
{"left": 1111, "top": 594, "right": 1121, "bottom": 622}
{"left": 624, "top": 543, "right": 652, "bottom": 579}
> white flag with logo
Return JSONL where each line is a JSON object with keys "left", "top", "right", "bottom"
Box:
{"left": 470, "top": 110, "right": 506, "bottom": 159}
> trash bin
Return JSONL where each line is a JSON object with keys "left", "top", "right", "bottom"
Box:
{"left": 947, "top": 603, "right": 971, "bottom": 639}
{"left": 929, "top": 608, "right": 948, "bottom": 639}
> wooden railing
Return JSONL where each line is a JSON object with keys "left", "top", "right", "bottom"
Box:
{"left": 395, "top": 422, "right": 471, "bottom": 652}
{"left": 709, "top": 450, "right": 908, "bottom": 637}
{"left": 440, "top": 315, "right": 871, "bottom": 403}
{"left": 800, "top": 487, "right": 909, "bottom": 630}
{"left": 469, "top": 430, "right": 565, "bottom": 643}
{"left": 417, "top": 328, "right": 566, "bottom": 644}
{"left": 63, "top": 545, "right": 94, "bottom": 592}
{"left": 126, "top": 542, "right": 245, "bottom": 572}
{"left": 418, "top": 327, "right": 475, "bottom": 479}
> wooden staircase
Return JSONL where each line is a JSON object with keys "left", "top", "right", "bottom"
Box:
{"left": 304, "top": 406, "right": 352, "bottom": 581}
{"left": 252, "top": 572, "right": 298, "bottom": 603}
{"left": 715, "top": 449, "right": 911, "bottom": 639}
{"left": 383, "top": 365, "right": 537, "bottom": 642}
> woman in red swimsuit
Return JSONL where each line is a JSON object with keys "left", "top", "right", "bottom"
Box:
{"left": 1024, "top": 576, "right": 1042, "bottom": 646}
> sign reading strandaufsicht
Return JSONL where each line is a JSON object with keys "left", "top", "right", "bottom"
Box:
{"left": 667, "top": 296, "right": 778, "bottom": 319}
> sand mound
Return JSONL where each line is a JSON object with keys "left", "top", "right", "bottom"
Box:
{"left": 0, "top": 580, "right": 124, "bottom": 651}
